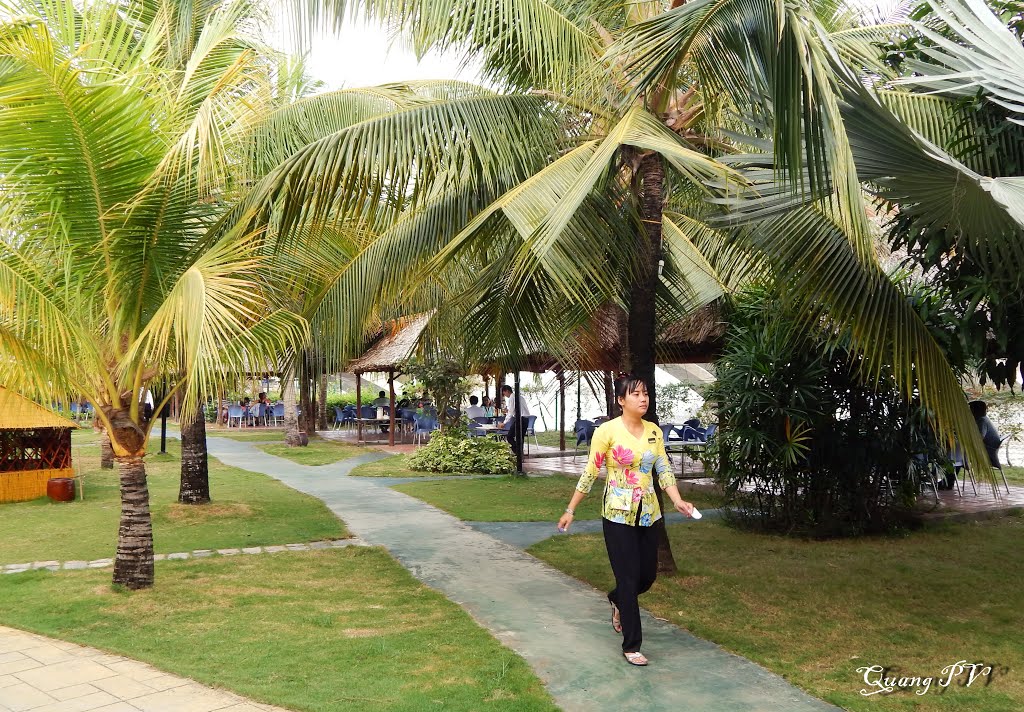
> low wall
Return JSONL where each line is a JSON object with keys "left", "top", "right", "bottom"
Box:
{"left": 0, "top": 468, "right": 74, "bottom": 503}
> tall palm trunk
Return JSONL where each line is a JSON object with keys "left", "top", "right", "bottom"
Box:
{"left": 632, "top": 150, "right": 678, "bottom": 574}
{"left": 113, "top": 454, "right": 155, "bottom": 589}
{"left": 283, "top": 366, "right": 305, "bottom": 446}
{"left": 98, "top": 427, "right": 114, "bottom": 469}
{"left": 299, "top": 353, "right": 315, "bottom": 435}
{"left": 179, "top": 401, "right": 210, "bottom": 504}
{"left": 317, "top": 372, "right": 328, "bottom": 431}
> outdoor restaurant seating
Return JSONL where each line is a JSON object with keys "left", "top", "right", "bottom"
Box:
{"left": 413, "top": 414, "right": 438, "bottom": 445}
{"left": 573, "top": 419, "right": 595, "bottom": 460}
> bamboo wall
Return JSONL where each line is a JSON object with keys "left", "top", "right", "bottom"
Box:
{"left": 0, "top": 467, "right": 74, "bottom": 503}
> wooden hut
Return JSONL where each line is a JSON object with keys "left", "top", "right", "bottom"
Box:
{"left": 0, "top": 388, "right": 78, "bottom": 503}
{"left": 348, "top": 313, "right": 432, "bottom": 445}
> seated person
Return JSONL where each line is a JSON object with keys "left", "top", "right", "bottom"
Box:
{"left": 371, "top": 390, "right": 389, "bottom": 408}
{"left": 481, "top": 395, "right": 495, "bottom": 418}
{"left": 465, "top": 395, "right": 486, "bottom": 420}
{"left": 971, "top": 400, "right": 1002, "bottom": 466}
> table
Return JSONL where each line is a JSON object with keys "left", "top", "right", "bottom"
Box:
{"left": 356, "top": 417, "right": 393, "bottom": 443}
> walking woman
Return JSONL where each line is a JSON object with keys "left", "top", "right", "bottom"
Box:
{"left": 557, "top": 374, "right": 695, "bottom": 666}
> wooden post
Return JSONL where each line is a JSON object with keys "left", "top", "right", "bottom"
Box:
{"left": 388, "top": 370, "right": 396, "bottom": 447}
{"left": 576, "top": 372, "right": 582, "bottom": 422}
{"left": 558, "top": 370, "right": 566, "bottom": 451}
{"left": 495, "top": 371, "right": 504, "bottom": 411}
{"left": 356, "top": 372, "right": 363, "bottom": 443}
{"left": 604, "top": 370, "right": 614, "bottom": 416}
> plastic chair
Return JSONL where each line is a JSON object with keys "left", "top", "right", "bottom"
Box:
{"left": 413, "top": 415, "right": 438, "bottom": 446}
{"left": 705, "top": 424, "right": 717, "bottom": 440}
{"left": 360, "top": 405, "right": 376, "bottom": 419}
{"left": 524, "top": 415, "right": 539, "bottom": 453}
{"left": 272, "top": 403, "right": 284, "bottom": 425}
{"left": 332, "top": 406, "right": 345, "bottom": 430}
{"left": 573, "top": 419, "right": 596, "bottom": 460}
{"left": 227, "top": 405, "right": 245, "bottom": 428}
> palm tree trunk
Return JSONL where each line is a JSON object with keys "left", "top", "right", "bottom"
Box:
{"left": 299, "top": 353, "right": 314, "bottom": 435}
{"left": 179, "top": 401, "right": 210, "bottom": 504}
{"left": 317, "top": 372, "right": 328, "bottom": 431}
{"left": 283, "top": 366, "right": 305, "bottom": 446}
{"left": 633, "top": 150, "right": 678, "bottom": 574}
{"left": 112, "top": 454, "right": 155, "bottom": 589}
{"left": 98, "top": 427, "right": 114, "bottom": 469}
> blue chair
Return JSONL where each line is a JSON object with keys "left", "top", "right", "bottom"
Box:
{"left": 227, "top": 405, "right": 245, "bottom": 428}
{"left": 413, "top": 414, "right": 438, "bottom": 445}
{"left": 360, "top": 405, "right": 375, "bottom": 419}
{"left": 332, "top": 406, "right": 345, "bottom": 430}
{"left": 704, "top": 424, "right": 717, "bottom": 440}
{"left": 271, "top": 403, "right": 284, "bottom": 425}
{"left": 469, "top": 416, "right": 490, "bottom": 438}
{"left": 341, "top": 405, "right": 357, "bottom": 429}
{"left": 573, "top": 419, "right": 596, "bottom": 460}
{"left": 524, "top": 415, "right": 539, "bottom": 453}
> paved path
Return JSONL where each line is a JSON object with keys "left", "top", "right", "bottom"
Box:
{"left": 203, "top": 437, "right": 837, "bottom": 712}
{"left": 0, "top": 626, "right": 287, "bottom": 712}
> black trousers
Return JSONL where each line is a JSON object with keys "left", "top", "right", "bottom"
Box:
{"left": 507, "top": 416, "right": 529, "bottom": 457}
{"left": 603, "top": 516, "right": 658, "bottom": 653}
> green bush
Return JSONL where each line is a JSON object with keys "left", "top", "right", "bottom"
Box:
{"left": 408, "top": 421, "right": 517, "bottom": 474}
{"left": 707, "top": 286, "right": 946, "bottom": 537}
{"left": 324, "top": 393, "right": 359, "bottom": 410}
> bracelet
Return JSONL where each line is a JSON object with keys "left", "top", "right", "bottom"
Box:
{"left": 564, "top": 508, "right": 575, "bottom": 516}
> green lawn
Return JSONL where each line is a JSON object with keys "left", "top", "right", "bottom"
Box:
{"left": 350, "top": 454, "right": 483, "bottom": 478}
{"left": 0, "top": 550, "right": 556, "bottom": 712}
{"left": 257, "top": 437, "right": 364, "bottom": 466}
{"left": 529, "top": 515, "right": 1024, "bottom": 711}
{"left": 393, "top": 475, "right": 724, "bottom": 521}
{"left": 1002, "top": 465, "right": 1023, "bottom": 484}
{"left": 0, "top": 437, "right": 345, "bottom": 563}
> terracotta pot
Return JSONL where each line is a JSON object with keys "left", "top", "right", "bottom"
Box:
{"left": 47, "top": 477, "right": 76, "bottom": 502}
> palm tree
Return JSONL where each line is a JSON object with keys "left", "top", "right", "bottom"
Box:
{"left": 0, "top": 0, "right": 305, "bottom": 588}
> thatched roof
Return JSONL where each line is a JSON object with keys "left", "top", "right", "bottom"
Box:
{"left": 347, "top": 313, "right": 432, "bottom": 374}
{"left": 504, "top": 302, "right": 725, "bottom": 373}
{"left": 0, "top": 388, "right": 79, "bottom": 430}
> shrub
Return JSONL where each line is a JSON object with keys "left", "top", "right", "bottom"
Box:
{"left": 408, "top": 420, "right": 516, "bottom": 474}
{"left": 325, "top": 393, "right": 359, "bottom": 410}
{"left": 707, "top": 286, "right": 946, "bottom": 537}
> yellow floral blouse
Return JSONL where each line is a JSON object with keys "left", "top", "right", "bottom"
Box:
{"left": 575, "top": 417, "right": 675, "bottom": 526}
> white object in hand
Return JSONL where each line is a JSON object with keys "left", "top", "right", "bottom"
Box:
{"left": 689, "top": 507, "right": 702, "bottom": 520}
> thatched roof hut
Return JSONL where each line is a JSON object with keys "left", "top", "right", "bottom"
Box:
{"left": 347, "top": 313, "right": 432, "bottom": 375}
{"left": 0, "top": 388, "right": 78, "bottom": 503}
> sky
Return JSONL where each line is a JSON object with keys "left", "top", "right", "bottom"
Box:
{"left": 274, "top": 13, "right": 482, "bottom": 90}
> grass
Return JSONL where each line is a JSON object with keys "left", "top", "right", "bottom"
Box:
{"left": 529, "top": 515, "right": 1024, "bottom": 711}
{"left": 257, "top": 437, "right": 364, "bottom": 466}
{"left": 0, "top": 550, "right": 557, "bottom": 712}
{"left": 392, "top": 475, "right": 725, "bottom": 522}
{"left": 1001, "top": 466, "right": 1024, "bottom": 484}
{"left": 350, "top": 454, "right": 483, "bottom": 478}
{"left": 0, "top": 436, "right": 345, "bottom": 563}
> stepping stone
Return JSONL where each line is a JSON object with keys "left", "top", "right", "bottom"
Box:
{"left": 32, "top": 561, "right": 60, "bottom": 570}
{"left": 153, "top": 554, "right": 166, "bottom": 561}
{"left": 192, "top": 550, "right": 213, "bottom": 558}
{"left": 88, "top": 559, "right": 113, "bottom": 568}
{"left": 218, "top": 548, "right": 241, "bottom": 556}
{"left": 284, "top": 544, "right": 308, "bottom": 551}
{"left": 241, "top": 547, "right": 262, "bottom": 554}
{"left": 4, "top": 563, "right": 30, "bottom": 571}
{"left": 63, "top": 561, "right": 87, "bottom": 570}
{"left": 263, "top": 546, "right": 285, "bottom": 553}
{"left": 307, "top": 541, "right": 331, "bottom": 550}
{"left": 166, "top": 552, "right": 189, "bottom": 560}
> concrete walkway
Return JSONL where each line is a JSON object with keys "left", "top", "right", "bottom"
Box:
{"left": 204, "top": 437, "right": 837, "bottom": 712}
{"left": 0, "top": 626, "right": 287, "bottom": 712}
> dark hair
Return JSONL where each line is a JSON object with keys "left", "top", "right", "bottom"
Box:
{"left": 378, "top": 390, "right": 386, "bottom": 398}
{"left": 614, "top": 374, "right": 648, "bottom": 400}
{"left": 501, "top": 385, "right": 513, "bottom": 395}
{"left": 969, "top": 400, "right": 988, "bottom": 418}
{"left": 469, "top": 395, "right": 479, "bottom": 405}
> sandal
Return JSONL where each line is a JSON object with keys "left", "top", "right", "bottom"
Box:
{"left": 623, "top": 651, "right": 648, "bottom": 666}
{"left": 609, "top": 600, "right": 622, "bottom": 634}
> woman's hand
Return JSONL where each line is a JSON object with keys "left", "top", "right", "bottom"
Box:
{"left": 557, "top": 511, "right": 574, "bottom": 532}
{"left": 674, "top": 499, "right": 695, "bottom": 517}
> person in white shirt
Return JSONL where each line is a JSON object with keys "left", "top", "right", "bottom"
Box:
{"left": 465, "top": 395, "right": 486, "bottom": 420}
{"left": 501, "top": 385, "right": 531, "bottom": 456}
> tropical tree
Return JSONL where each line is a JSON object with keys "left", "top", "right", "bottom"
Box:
{"left": 0, "top": 0, "right": 305, "bottom": 588}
